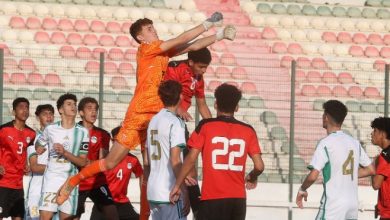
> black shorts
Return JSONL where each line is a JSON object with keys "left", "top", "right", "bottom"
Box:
{"left": 0, "top": 186, "right": 24, "bottom": 218}
{"left": 90, "top": 202, "right": 139, "bottom": 220}
{"left": 197, "top": 198, "right": 246, "bottom": 220}
{"left": 76, "top": 184, "right": 114, "bottom": 217}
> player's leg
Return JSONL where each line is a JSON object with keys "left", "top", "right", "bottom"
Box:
{"left": 26, "top": 192, "right": 42, "bottom": 220}
{"left": 0, "top": 187, "right": 14, "bottom": 220}
{"left": 8, "top": 189, "right": 24, "bottom": 220}
{"left": 116, "top": 202, "right": 139, "bottom": 220}
{"left": 197, "top": 199, "right": 232, "bottom": 220}
{"left": 74, "top": 190, "right": 89, "bottom": 220}
{"left": 39, "top": 211, "right": 55, "bottom": 220}
{"left": 153, "top": 202, "right": 186, "bottom": 220}
{"left": 89, "top": 185, "right": 119, "bottom": 220}
{"left": 90, "top": 204, "right": 106, "bottom": 220}
{"left": 58, "top": 193, "right": 78, "bottom": 220}
{"left": 231, "top": 198, "right": 246, "bottom": 220}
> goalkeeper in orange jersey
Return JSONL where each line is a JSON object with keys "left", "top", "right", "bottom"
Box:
{"left": 56, "top": 11, "right": 236, "bottom": 220}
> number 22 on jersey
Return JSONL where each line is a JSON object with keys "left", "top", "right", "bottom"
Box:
{"left": 212, "top": 137, "right": 245, "bottom": 172}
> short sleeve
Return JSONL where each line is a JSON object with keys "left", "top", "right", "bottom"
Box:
{"left": 308, "top": 141, "right": 329, "bottom": 171}
{"left": 164, "top": 67, "right": 180, "bottom": 81}
{"left": 140, "top": 40, "right": 163, "bottom": 58}
{"left": 377, "top": 155, "right": 390, "bottom": 177}
{"left": 195, "top": 79, "right": 205, "bottom": 99}
{"left": 132, "top": 157, "right": 143, "bottom": 178}
{"left": 187, "top": 126, "right": 205, "bottom": 151}
{"left": 27, "top": 145, "right": 37, "bottom": 160}
{"left": 170, "top": 119, "right": 186, "bottom": 149}
{"left": 36, "top": 127, "right": 49, "bottom": 148}
{"left": 79, "top": 129, "right": 89, "bottom": 154}
{"left": 359, "top": 145, "right": 372, "bottom": 167}
{"left": 247, "top": 130, "right": 261, "bottom": 156}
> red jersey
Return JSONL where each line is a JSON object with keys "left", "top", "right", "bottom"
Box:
{"left": 164, "top": 61, "right": 205, "bottom": 111}
{"left": 79, "top": 123, "right": 110, "bottom": 191}
{"left": 0, "top": 121, "right": 35, "bottom": 189}
{"left": 377, "top": 154, "right": 390, "bottom": 218}
{"left": 105, "top": 153, "right": 143, "bottom": 203}
{"left": 187, "top": 116, "right": 261, "bottom": 200}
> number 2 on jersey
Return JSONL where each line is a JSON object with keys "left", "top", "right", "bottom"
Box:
{"left": 150, "top": 130, "right": 161, "bottom": 160}
{"left": 342, "top": 150, "right": 354, "bottom": 180}
{"left": 211, "top": 137, "right": 245, "bottom": 171}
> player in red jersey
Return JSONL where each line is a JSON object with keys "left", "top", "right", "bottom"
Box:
{"left": 0, "top": 97, "right": 36, "bottom": 220}
{"left": 371, "top": 117, "right": 390, "bottom": 220}
{"left": 170, "top": 83, "right": 264, "bottom": 220}
{"left": 75, "top": 97, "right": 118, "bottom": 220}
{"left": 164, "top": 47, "right": 213, "bottom": 218}
{"left": 90, "top": 126, "right": 143, "bottom": 220}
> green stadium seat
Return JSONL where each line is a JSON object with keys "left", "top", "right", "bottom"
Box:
{"left": 346, "top": 100, "right": 360, "bottom": 112}
{"left": 205, "top": 94, "right": 214, "bottom": 106}
{"left": 248, "top": 96, "right": 265, "bottom": 108}
{"left": 383, "top": 0, "right": 390, "bottom": 7}
{"left": 239, "top": 96, "right": 249, "bottom": 108}
{"left": 151, "top": 0, "right": 165, "bottom": 8}
{"left": 302, "top": 5, "right": 317, "bottom": 16}
{"left": 119, "top": 0, "right": 134, "bottom": 6}
{"left": 280, "top": 141, "right": 298, "bottom": 154}
{"left": 287, "top": 4, "right": 301, "bottom": 15}
{"left": 272, "top": 4, "right": 287, "bottom": 14}
{"left": 347, "top": 7, "right": 362, "bottom": 18}
{"left": 313, "top": 99, "right": 325, "bottom": 111}
{"left": 362, "top": 8, "right": 376, "bottom": 18}
{"left": 317, "top": 6, "right": 332, "bottom": 16}
{"left": 332, "top": 6, "right": 347, "bottom": 17}
{"left": 292, "top": 174, "right": 304, "bottom": 184}
{"left": 270, "top": 126, "right": 287, "bottom": 140}
{"left": 84, "top": 89, "right": 99, "bottom": 99}
{"left": 260, "top": 111, "right": 278, "bottom": 125}
{"left": 258, "top": 173, "right": 268, "bottom": 182}
{"left": 89, "top": 0, "right": 104, "bottom": 5}
{"left": 68, "top": 89, "right": 83, "bottom": 99}
{"left": 377, "top": 9, "right": 390, "bottom": 19}
{"left": 118, "top": 91, "right": 133, "bottom": 103}
{"left": 3, "top": 87, "right": 16, "bottom": 100}
{"left": 366, "top": 0, "right": 382, "bottom": 6}
{"left": 376, "top": 102, "right": 390, "bottom": 113}
{"left": 257, "top": 3, "right": 272, "bottom": 14}
{"left": 2, "top": 116, "right": 13, "bottom": 123}
{"left": 293, "top": 157, "right": 306, "bottom": 171}
{"left": 33, "top": 88, "right": 51, "bottom": 100}
{"left": 58, "top": 0, "right": 73, "bottom": 3}
{"left": 134, "top": 0, "right": 149, "bottom": 7}
{"left": 74, "top": 0, "right": 88, "bottom": 4}
{"left": 103, "top": 90, "right": 118, "bottom": 103}
{"left": 267, "top": 173, "right": 284, "bottom": 183}
{"left": 104, "top": 0, "right": 120, "bottom": 5}
{"left": 2, "top": 104, "right": 11, "bottom": 116}
{"left": 360, "top": 101, "right": 377, "bottom": 113}
{"left": 50, "top": 88, "right": 66, "bottom": 101}
{"left": 16, "top": 88, "right": 33, "bottom": 100}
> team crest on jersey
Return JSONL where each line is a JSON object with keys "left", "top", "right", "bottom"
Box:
{"left": 91, "top": 136, "right": 97, "bottom": 144}
{"left": 26, "top": 136, "right": 31, "bottom": 144}
{"left": 127, "top": 163, "right": 132, "bottom": 169}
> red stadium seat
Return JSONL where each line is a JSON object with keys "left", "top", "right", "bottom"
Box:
{"left": 262, "top": 27, "right": 277, "bottom": 40}
{"left": 26, "top": 17, "right": 41, "bottom": 29}
{"left": 4, "top": 58, "right": 18, "bottom": 70}
{"left": 322, "top": 71, "right": 338, "bottom": 83}
{"left": 296, "top": 57, "right": 311, "bottom": 69}
{"left": 51, "top": 31, "right": 66, "bottom": 44}
{"left": 348, "top": 86, "right": 363, "bottom": 98}
{"left": 220, "top": 53, "right": 237, "bottom": 65}
{"left": 121, "top": 22, "right": 131, "bottom": 34}
{"left": 19, "top": 58, "right": 36, "bottom": 72}
{"left": 317, "top": 85, "right": 332, "bottom": 97}
{"left": 374, "top": 60, "right": 386, "bottom": 71}
{"left": 205, "top": 66, "right": 215, "bottom": 78}
{"left": 110, "top": 76, "right": 129, "bottom": 89}
{"left": 10, "top": 72, "right": 27, "bottom": 84}
{"left": 67, "top": 33, "right": 83, "bottom": 45}
{"left": 287, "top": 43, "right": 303, "bottom": 54}
{"left": 272, "top": 42, "right": 287, "bottom": 54}
{"left": 115, "top": 35, "right": 132, "bottom": 47}
{"left": 337, "top": 32, "right": 352, "bottom": 43}
{"left": 368, "top": 33, "right": 383, "bottom": 45}
{"left": 44, "top": 73, "right": 62, "bottom": 86}
{"left": 86, "top": 61, "right": 99, "bottom": 73}
{"left": 280, "top": 56, "right": 294, "bottom": 68}
{"left": 74, "top": 19, "right": 90, "bottom": 32}
{"left": 215, "top": 66, "right": 232, "bottom": 79}
{"left": 296, "top": 70, "right": 306, "bottom": 82}
{"left": 42, "top": 18, "right": 57, "bottom": 30}
{"left": 332, "top": 85, "right": 348, "bottom": 97}
{"left": 108, "top": 48, "right": 124, "bottom": 61}
{"left": 207, "top": 80, "right": 222, "bottom": 92}
{"left": 322, "top": 32, "right": 337, "bottom": 43}
{"left": 124, "top": 49, "right": 136, "bottom": 61}
{"left": 90, "top": 20, "right": 105, "bottom": 33}
{"left": 58, "top": 19, "right": 74, "bottom": 31}
{"left": 99, "top": 35, "right": 115, "bottom": 46}
{"left": 338, "top": 72, "right": 354, "bottom": 84}
{"left": 83, "top": 34, "right": 99, "bottom": 46}
{"left": 349, "top": 45, "right": 364, "bottom": 57}
{"left": 306, "top": 71, "right": 321, "bottom": 83}
{"left": 240, "top": 81, "right": 257, "bottom": 94}
{"left": 311, "top": 58, "right": 328, "bottom": 69}
{"left": 27, "top": 72, "right": 44, "bottom": 85}
{"left": 35, "top": 31, "right": 50, "bottom": 43}
{"left": 118, "top": 62, "right": 134, "bottom": 75}
{"left": 107, "top": 21, "right": 121, "bottom": 33}
{"left": 3, "top": 72, "right": 9, "bottom": 83}
{"left": 59, "top": 45, "right": 76, "bottom": 58}
{"left": 301, "top": 85, "right": 317, "bottom": 96}
{"left": 0, "top": 44, "right": 11, "bottom": 56}
{"left": 9, "top": 16, "right": 25, "bottom": 29}
{"left": 380, "top": 47, "right": 390, "bottom": 58}
{"left": 211, "top": 41, "right": 227, "bottom": 52}
{"left": 231, "top": 67, "right": 248, "bottom": 80}
{"left": 93, "top": 48, "right": 107, "bottom": 60}
{"left": 365, "top": 46, "right": 379, "bottom": 57}
{"left": 383, "top": 34, "right": 390, "bottom": 45}
{"left": 352, "top": 33, "right": 367, "bottom": 44}
{"left": 211, "top": 52, "right": 220, "bottom": 64}
{"left": 104, "top": 62, "right": 118, "bottom": 74}
{"left": 226, "top": 81, "right": 239, "bottom": 88}
{"left": 364, "top": 87, "right": 380, "bottom": 98}
{"left": 76, "top": 46, "right": 92, "bottom": 59}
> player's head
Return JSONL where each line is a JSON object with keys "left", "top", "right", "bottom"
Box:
{"left": 158, "top": 80, "right": 182, "bottom": 107}
{"left": 78, "top": 97, "right": 99, "bottom": 124}
{"left": 12, "top": 97, "right": 30, "bottom": 122}
{"left": 214, "top": 83, "right": 242, "bottom": 114}
{"left": 322, "top": 100, "right": 347, "bottom": 128}
{"left": 130, "top": 18, "right": 157, "bottom": 44}
{"left": 57, "top": 93, "right": 77, "bottom": 117}
{"left": 35, "top": 104, "right": 55, "bottom": 128}
{"left": 371, "top": 117, "right": 390, "bottom": 147}
{"left": 188, "top": 48, "right": 212, "bottom": 76}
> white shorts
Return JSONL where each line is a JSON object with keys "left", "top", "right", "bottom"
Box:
{"left": 149, "top": 201, "right": 186, "bottom": 220}
{"left": 39, "top": 192, "right": 78, "bottom": 215}
{"left": 26, "top": 193, "right": 41, "bottom": 219}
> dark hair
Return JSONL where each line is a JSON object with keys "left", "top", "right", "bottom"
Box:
{"left": 130, "top": 18, "right": 153, "bottom": 44}
{"left": 371, "top": 117, "right": 390, "bottom": 140}
{"left": 214, "top": 83, "right": 242, "bottom": 113}
{"left": 158, "top": 80, "right": 182, "bottom": 107}
{"left": 322, "top": 100, "right": 347, "bottom": 125}
{"left": 78, "top": 97, "right": 99, "bottom": 112}
{"left": 13, "top": 97, "right": 29, "bottom": 110}
{"left": 57, "top": 93, "right": 77, "bottom": 111}
{"left": 111, "top": 126, "right": 121, "bottom": 139}
{"left": 188, "top": 48, "right": 212, "bottom": 65}
{"left": 35, "top": 104, "right": 54, "bottom": 116}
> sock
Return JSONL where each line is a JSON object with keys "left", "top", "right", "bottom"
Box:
{"left": 69, "top": 159, "right": 108, "bottom": 187}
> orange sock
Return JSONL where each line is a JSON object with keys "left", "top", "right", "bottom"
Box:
{"left": 140, "top": 182, "right": 150, "bottom": 220}
{"left": 69, "top": 159, "right": 108, "bottom": 187}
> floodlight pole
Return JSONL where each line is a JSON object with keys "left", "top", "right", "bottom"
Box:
{"left": 385, "top": 64, "right": 389, "bottom": 117}
{"left": 98, "top": 52, "right": 104, "bottom": 128}
{"left": 288, "top": 60, "right": 296, "bottom": 220}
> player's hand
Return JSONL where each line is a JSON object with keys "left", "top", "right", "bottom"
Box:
{"left": 203, "top": 12, "right": 223, "bottom": 30}
{"left": 245, "top": 174, "right": 258, "bottom": 190}
{"left": 184, "top": 176, "right": 198, "bottom": 186}
{"left": 0, "top": 165, "right": 5, "bottom": 175}
{"left": 54, "top": 143, "right": 66, "bottom": 156}
{"left": 296, "top": 190, "right": 308, "bottom": 209}
{"left": 36, "top": 146, "right": 46, "bottom": 155}
{"left": 24, "top": 164, "right": 30, "bottom": 174}
{"left": 216, "top": 25, "right": 236, "bottom": 41}
{"left": 169, "top": 185, "right": 181, "bottom": 204}
{"left": 177, "top": 108, "right": 193, "bottom": 122}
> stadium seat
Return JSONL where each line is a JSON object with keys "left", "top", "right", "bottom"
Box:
{"left": 311, "top": 58, "right": 328, "bottom": 69}
{"left": 356, "top": 20, "right": 370, "bottom": 32}
{"left": 349, "top": 46, "right": 364, "bottom": 57}
{"left": 332, "top": 6, "right": 347, "bottom": 17}
{"left": 352, "top": 33, "right": 368, "bottom": 44}
{"left": 295, "top": 70, "right": 306, "bottom": 82}
{"left": 115, "top": 36, "right": 132, "bottom": 47}
{"left": 58, "top": 19, "right": 74, "bottom": 32}
{"left": 44, "top": 73, "right": 62, "bottom": 86}
{"left": 262, "top": 27, "right": 277, "bottom": 40}
{"left": 361, "top": 101, "right": 377, "bottom": 113}
{"left": 118, "top": 62, "right": 134, "bottom": 75}
{"left": 83, "top": 34, "right": 99, "bottom": 46}
{"left": 16, "top": 88, "right": 33, "bottom": 100}
{"left": 68, "top": 89, "right": 83, "bottom": 99}
{"left": 296, "top": 57, "right": 311, "bottom": 69}
{"left": 362, "top": 8, "right": 377, "bottom": 18}
{"left": 117, "top": 90, "right": 132, "bottom": 103}
{"left": 110, "top": 76, "right": 129, "bottom": 89}
{"left": 4, "top": 58, "right": 18, "bottom": 71}
{"left": 27, "top": 72, "right": 44, "bottom": 85}
{"left": 280, "top": 16, "right": 294, "bottom": 28}
{"left": 104, "top": 62, "right": 118, "bottom": 74}
{"left": 207, "top": 80, "right": 222, "bottom": 92}
{"left": 364, "top": 87, "right": 381, "bottom": 98}
{"left": 103, "top": 90, "right": 118, "bottom": 103}
{"left": 348, "top": 86, "right": 363, "bottom": 98}
{"left": 365, "top": 46, "right": 379, "bottom": 58}
{"left": 9, "top": 16, "right": 25, "bottom": 29}
{"left": 326, "top": 19, "right": 341, "bottom": 30}
{"left": 76, "top": 47, "right": 92, "bottom": 59}
{"left": 260, "top": 111, "right": 277, "bottom": 124}
{"left": 322, "top": 72, "right": 337, "bottom": 83}
{"left": 371, "top": 21, "right": 385, "bottom": 32}
{"left": 280, "top": 56, "right": 294, "bottom": 68}
{"left": 74, "top": 19, "right": 90, "bottom": 32}
{"left": 67, "top": 33, "right": 83, "bottom": 45}
{"left": 10, "top": 73, "right": 27, "bottom": 84}
{"left": 108, "top": 48, "right": 124, "bottom": 61}
{"left": 317, "top": 5, "right": 332, "bottom": 16}
{"left": 231, "top": 67, "right": 247, "bottom": 80}
{"left": 106, "top": 21, "right": 122, "bottom": 33}
{"left": 332, "top": 85, "right": 348, "bottom": 97}
{"left": 220, "top": 53, "right": 237, "bottom": 65}
{"left": 19, "top": 58, "right": 36, "bottom": 72}
{"left": 124, "top": 49, "right": 136, "bottom": 61}
{"left": 306, "top": 71, "right": 321, "bottom": 83}
{"left": 121, "top": 22, "right": 131, "bottom": 34}
{"left": 341, "top": 20, "right": 355, "bottom": 31}
{"left": 257, "top": 3, "right": 271, "bottom": 14}
{"left": 313, "top": 99, "right": 325, "bottom": 111}
{"left": 26, "top": 17, "right": 41, "bottom": 29}
{"left": 84, "top": 89, "right": 99, "bottom": 99}
{"left": 59, "top": 45, "right": 76, "bottom": 58}
{"left": 50, "top": 31, "right": 66, "bottom": 44}
{"left": 368, "top": 34, "right": 383, "bottom": 45}
{"left": 317, "top": 85, "right": 332, "bottom": 96}
{"left": 277, "top": 29, "right": 292, "bottom": 41}
{"left": 337, "top": 32, "right": 352, "bottom": 43}
{"left": 215, "top": 67, "right": 231, "bottom": 79}
{"left": 271, "top": 126, "right": 287, "bottom": 140}
{"left": 272, "top": 4, "right": 287, "bottom": 14}
{"left": 99, "top": 35, "right": 115, "bottom": 46}
{"left": 377, "top": 9, "right": 390, "bottom": 19}
{"left": 50, "top": 88, "right": 66, "bottom": 100}
{"left": 33, "top": 88, "right": 50, "bottom": 100}
{"left": 90, "top": 20, "right": 105, "bottom": 33}
{"left": 318, "top": 44, "right": 333, "bottom": 56}
{"left": 302, "top": 4, "right": 316, "bottom": 16}
{"left": 287, "top": 4, "right": 301, "bottom": 15}
{"left": 287, "top": 43, "right": 303, "bottom": 54}
{"left": 35, "top": 31, "right": 50, "bottom": 43}
{"left": 291, "top": 30, "right": 306, "bottom": 41}
{"left": 383, "top": 35, "right": 390, "bottom": 45}
{"left": 301, "top": 85, "right": 317, "bottom": 96}
{"left": 272, "top": 42, "right": 287, "bottom": 54}
{"left": 2, "top": 30, "right": 18, "bottom": 42}
{"left": 3, "top": 87, "right": 16, "bottom": 100}
{"left": 322, "top": 32, "right": 337, "bottom": 43}
{"left": 347, "top": 7, "right": 361, "bottom": 18}
{"left": 380, "top": 47, "right": 390, "bottom": 58}
{"left": 374, "top": 60, "right": 386, "bottom": 71}
{"left": 240, "top": 82, "right": 257, "bottom": 94}
{"left": 346, "top": 100, "right": 360, "bottom": 112}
